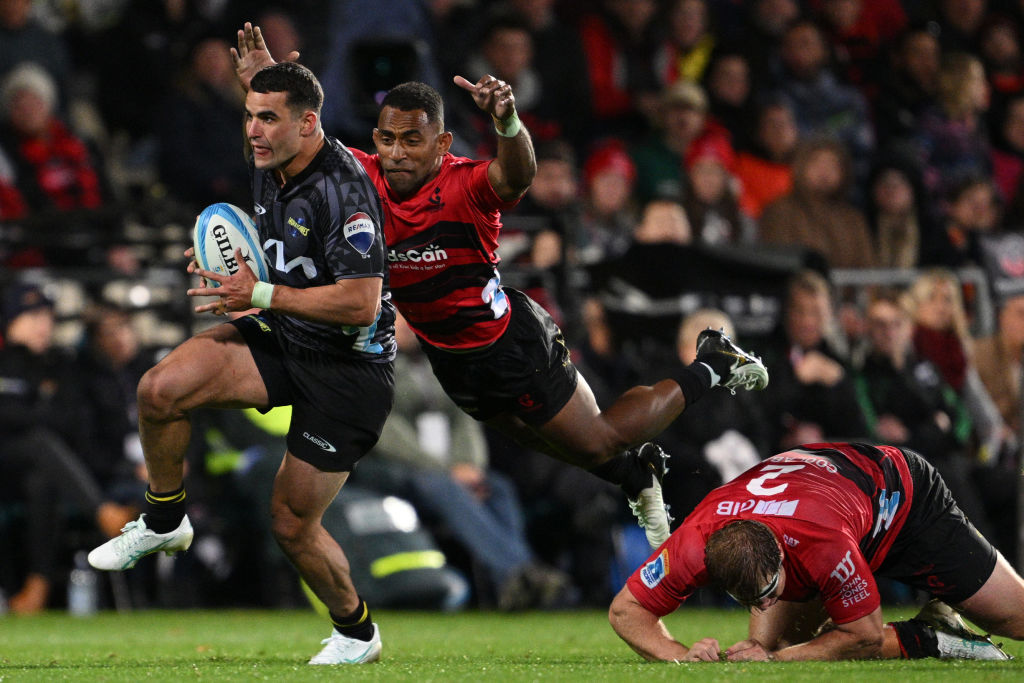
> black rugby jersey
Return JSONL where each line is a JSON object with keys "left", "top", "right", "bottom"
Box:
{"left": 250, "top": 136, "right": 395, "bottom": 361}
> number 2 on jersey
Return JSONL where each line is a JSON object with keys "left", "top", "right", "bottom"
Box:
{"left": 746, "top": 464, "right": 806, "bottom": 496}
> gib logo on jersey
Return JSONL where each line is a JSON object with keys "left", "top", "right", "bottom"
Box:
{"left": 640, "top": 550, "right": 670, "bottom": 589}
{"left": 344, "top": 212, "right": 376, "bottom": 255}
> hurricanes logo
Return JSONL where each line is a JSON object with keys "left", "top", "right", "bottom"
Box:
{"left": 287, "top": 216, "right": 309, "bottom": 237}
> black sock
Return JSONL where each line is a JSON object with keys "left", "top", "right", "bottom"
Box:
{"left": 890, "top": 620, "right": 939, "bottom": 659}
{"left": 590, "top": 451, "right": 649, "bottom": 499}
{"left": 674, "top": 362, "right": 714, "bottom": 407}
{"left": 144, "top": 486, "right": 186, "bottom": 533}
{"left": 330, "top": 599, "right": 374, "bottom": 642}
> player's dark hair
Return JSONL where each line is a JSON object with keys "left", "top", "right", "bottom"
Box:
{"left": 704, "top": 520, "right": 782, "bottom": 604}
{"left": 381, "top": 81, "right": 445, "bottom": 128}
{"left": 251, "top": 62, "right": 323, "bottom": 115}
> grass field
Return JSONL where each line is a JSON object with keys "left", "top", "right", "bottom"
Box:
{"left": 0, "top": 607, "right": 1021, "bottom": 681}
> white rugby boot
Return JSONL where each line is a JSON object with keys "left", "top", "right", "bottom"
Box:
{"left": 88, "top": 514, "right": 193, "bottom": 571}
{"left": 915, "top": 599, "right": 1012, "bottom": 660}
{"left": 309, "top": 624, "right": 382, "bottom": 665}
{"left": 695, "top": 328, "right": 769, "bottom": 394}
{"left": 626, "top": 443, "right": 673, "bottom": 548}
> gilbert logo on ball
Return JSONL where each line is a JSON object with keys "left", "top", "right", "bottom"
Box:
{"left": 344, "top": 212, "right": 376, "bottom": 255}
{"left": 193, "top": 203, "right": 270, "bottom": 286}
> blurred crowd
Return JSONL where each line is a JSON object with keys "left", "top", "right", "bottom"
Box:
{"left": 2, "top": 0, "right": 1024, "bottom": 614}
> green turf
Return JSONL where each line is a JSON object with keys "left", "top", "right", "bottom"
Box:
{"left": 0, "top": 607, "right": 1020, "bottom": 681}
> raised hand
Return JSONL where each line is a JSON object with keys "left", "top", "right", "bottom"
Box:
{"left": 453, "top": 74, "right": 516, "bottom": 121}
{"left": 230, "top": 22, "right": 299, "bottom": 91}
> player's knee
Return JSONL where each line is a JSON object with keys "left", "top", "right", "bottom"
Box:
{"left": 136, "top": 366, "right": 183, "bottom": 422}
{"left": 269, "top": 502, "right": 308, "bottom": 550}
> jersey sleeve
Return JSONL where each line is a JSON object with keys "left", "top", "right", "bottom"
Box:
{"left": 464, "top": 160, "right": 521, "bottom": 210}
{"left": 805, "top": 534, "right": 881, "bottom": 624}
{"left": 320, "top": 174, "right": 387, "bottom": 282}
{"left": 625, "top": 526, "right": 708, "bottom": 618}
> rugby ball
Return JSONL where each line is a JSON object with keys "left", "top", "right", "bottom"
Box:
{"left": 192, "top": 203, "right": 271, "bottom": 285}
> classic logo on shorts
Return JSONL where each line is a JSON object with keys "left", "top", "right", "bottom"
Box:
{"left": 344, "top": 212, "right": 376, "bottom": 254}
{"left": 640, "top": 550, "right": 670, "bottom": 589}
{"left": 303, "top": 432, "right": 337, "bottom": 453}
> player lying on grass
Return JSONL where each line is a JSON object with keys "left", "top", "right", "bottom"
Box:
{"left": 610, "top": 442, "right": 1024, "bottom": 661}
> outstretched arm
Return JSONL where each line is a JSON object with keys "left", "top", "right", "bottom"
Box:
{"left": 727, "top": 605, "right": 885, "bottom": 661}
{"left": 230, "top": 21, "right": 298, "bottom": 92}
{"left": 609, "top": 586, "right": 721, "bottom": 662}
{"left": 453, "top": 74, "right": 536, "bottom": 202}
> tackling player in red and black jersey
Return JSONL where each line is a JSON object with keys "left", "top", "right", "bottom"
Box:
{"left": 231, "top": 22, "right": 770, "bottom": 551}
{"left": 611, "top": 442, "right": 1024, "bottom": 662}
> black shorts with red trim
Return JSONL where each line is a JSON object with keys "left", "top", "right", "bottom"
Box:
{"left": 877, "top": 448, "right": 998, "bottom": 604}
{"left": 419, "top": 288, "right": 579, "bottom": 426}
{"left": 230, "top": 312, "right": 394, "bottom": 472}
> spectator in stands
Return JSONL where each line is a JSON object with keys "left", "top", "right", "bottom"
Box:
{"left": 813, "top": 0, "right": 907, "bottom": 93}
{"left": 352, "top": 315, "right": 572, "bottom": 610}
{"left": 578, "top": 0, "right": 662, "bottom": 138}
{"left": 921, "top": 176, "right": 1002, "bottom": 268}
{"left": 90, "top": 0, "right": 220, "bottom": 156}
{"left": 0, "top": 62, "right": 105, "bottom": 214}
{"left": 974, "top": 291, "right": 1024, "bottom": 452}
{"left": 757, "top": 269, "right": 870, "bottom": 452}
{"left": 914, "top": 52, "right": 993, "bottom": 207}
{"left": 681, "top": 134, "right": 754, "bottom": 246}
{"left": 588, "top": 198, "right": 695, "bottom": 356}
{"left": 734, "top": 100, "right": 796, "bottom": 219}
{"left": 853, "top": 287, "right": 996, "bottom": 542}
{"left": 908, "top": 268, "right": 1004, "bottom": 462}
{"left": 76, "top": 305, "right": 159, "bottom": 496}
{"left": 865, "top": 153, "right": 928, "bottom": 269}
{"left": 0, "top": 141, "right": 25, "bottom": 219}
{"left": 873, "top": 24, "right": 942, "bottom": 146}
{"left": 459, "top": 13, "right": 573, "bottom": 158}
{"left": 701, "top": 49, "right": 757, "bottom": 152}
{"left": 990, "top": 93, "right": 1024, "bottom": 212}
{"left": 579, "top": 139, "right": 640, "bottom": 267}
{"left": 629, "top": 80, "right": 731, "bottom": 204}
{"left": 759, "top": 137, "right": 877, "bottom": 269}
{"left": 157, "top": 36, "right": 249, "bottom": 211}
{"left": 657, "top": 0, "right": 716, "bottom": 85}
{"left": 926, "top": 0, "right": 988, "bottom": 54}
{"left": 0, "top": 0, "right": 71, "bottom": 110}
{"left": 0, "top": 283, "right": 136, "bottom": 613}
{"left": 501, "top": 139, "right": 582, "bottom": 327}
{"left": 770, "top": 18, "right": 875, "bottom": 184}
{"left": 498, "top": 0, "right": 594, "bottom": 154}
{"left": 651, "top": 308, "right": 771, "bottom": 521}
{"left": 979, "top": 13, "right": 1024, "bottom": 111}
{"left": 736, "top": 0, "right": 802, "bottom": 88}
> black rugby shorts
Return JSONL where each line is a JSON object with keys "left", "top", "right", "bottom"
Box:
{"left": 420, "top": 288, "right": 578, "bottom": 425}
{"left": 876, "top": 448, "right": 998, "bottom": 603}
{"left": 230, "top": 312, "right": 394, "bottom": 471}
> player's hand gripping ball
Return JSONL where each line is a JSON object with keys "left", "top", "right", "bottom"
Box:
{"left": 192, "top": 203, "right": 270, "bottom": 285}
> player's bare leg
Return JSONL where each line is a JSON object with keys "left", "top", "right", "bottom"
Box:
{"left": 89, "top": 324, "right": 268, "bottom": 571}
{"left": 956, "top": 552, "right": 1024, "bottom": 640}
{"left": 270, "top": 453, "right": 358, "bottom": 616}
{"left": 137, "top": 324, "right": 268, "bottom": 491}
{"left": 272, "top": 453, "right": 381, "bottom": 664}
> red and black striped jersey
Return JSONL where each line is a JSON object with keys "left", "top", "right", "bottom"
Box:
{"left": 628, "top": 443, "right": 914, "bottom": 625}
{"left": 350, "top": 149, "right": 520, "bottom": 350}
